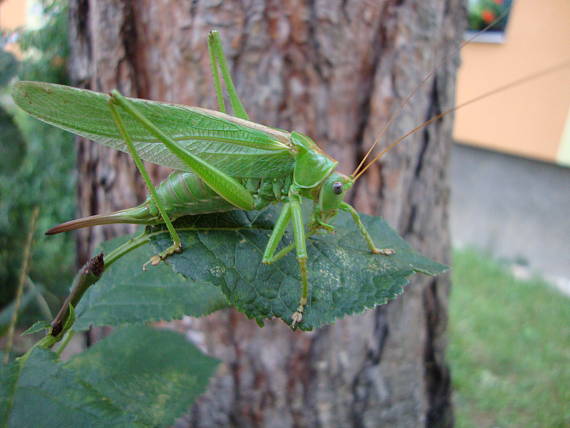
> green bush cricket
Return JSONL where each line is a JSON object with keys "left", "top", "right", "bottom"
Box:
{"left": 11, "top": 31, "right": 568, "bottom": 327}
{"left": 12, "top": 31, "right": 396, "bottom": 327}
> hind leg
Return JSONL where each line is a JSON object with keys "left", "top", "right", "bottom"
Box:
{"left": 108, "top": 98, "right": 182, "bottom": 269}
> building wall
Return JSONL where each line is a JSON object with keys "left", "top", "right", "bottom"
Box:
{"left": 450, "top": 143, "right": 570, "bottom": 281}
{"left": 0, "top": 0, "right": 27, "bottom": 30}
{"left": 454, "top": 0, "right": 570, "bottom": 166}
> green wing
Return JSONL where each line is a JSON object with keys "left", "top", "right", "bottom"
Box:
{"left": 12, "top": 81, "right": 295, "bottom": 179}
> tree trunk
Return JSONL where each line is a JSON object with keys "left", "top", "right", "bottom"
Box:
{"left": 69, "top": 1, "right": 462, "bottom": 426}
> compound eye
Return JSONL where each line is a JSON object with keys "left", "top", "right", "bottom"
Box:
{"left": 332, "top": 181, "right": 343, "bottom": 195}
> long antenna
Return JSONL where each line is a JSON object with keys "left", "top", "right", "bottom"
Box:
{"left": 352, "top": 7, "right": 512, "bottom": 177}
{"left": 353, "top": 60, "right": 570, "bottom": 181}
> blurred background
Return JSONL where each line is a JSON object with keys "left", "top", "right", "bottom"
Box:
{"left": 0, "top": 1, "right": 568, "bottom": 427}
{"left": 0, "top": 0, "right": 74, "bottom": 335}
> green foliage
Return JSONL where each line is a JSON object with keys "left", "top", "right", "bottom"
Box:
{"left": 16, "top": 0, "right": 69, "bottom": 84}
{"left": 0, "top": 50, "right": 19, "bottom": 87}
{"left": 0, "top": 0, "right": 74, "bottom": 311}
{"left": 2, "top": 205, "right": 444, "bottom": 426}
{"left": 149, "top": 206, "right": 446, "bottom": 330}
{"left": 0, "top": 326, "right": 219, "bottom": 428}
{"left": 0, "top": 181, "right": 446, "bottom": 426}
{"left": 450, "top": 249, "right": 570, "bottom": 428}
{"left": 0, "top": 107, "right": 26, "bottom": 175}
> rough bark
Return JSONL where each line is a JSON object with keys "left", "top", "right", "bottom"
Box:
{"left": 69, "top": 1, "right": 462, "bottom": 426}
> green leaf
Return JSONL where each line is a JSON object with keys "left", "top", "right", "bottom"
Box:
{"left": 0, "top": 348, "right": 134, "bottom": 428}
{"left": 21, "top": 320, "right": 51, "bottom": 336}
{"left": 0, "top": 326, "right": 219, "bottom": 428}
{"left": 74, "top": 237, "right": 228, "bottom": 331}
{"left": 66, "top": 326, "right": 219, "bottom": 427}
{"left": 150, "top": 206, "right": 447, "bottom": 330}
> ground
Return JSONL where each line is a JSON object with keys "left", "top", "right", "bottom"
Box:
{"left": 449, "top": 249, "right": 570, "bottom": 428}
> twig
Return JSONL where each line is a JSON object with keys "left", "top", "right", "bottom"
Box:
{"left": 48, "top": 230, "right": 151, "bottom": 340}
{"left": 50, "top": 253, "right": 105, "bottom": 337}
{"left": 23, "top": 229, "right": 152, "bottom": 353}
{"left": 3, "top": 207, "right": 40, "bottom": 365}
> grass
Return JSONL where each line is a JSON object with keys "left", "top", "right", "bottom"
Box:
{"left": 449, "top": 249, "right": 570, "bottom": 428}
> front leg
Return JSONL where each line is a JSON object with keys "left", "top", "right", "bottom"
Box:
{"left": 340, "top": 202, "right": 395, "bottom": 256}
{"left": 262, "top": 203, "right": 295, "bottom": 264}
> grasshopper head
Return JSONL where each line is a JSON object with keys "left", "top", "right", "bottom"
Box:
{"left": 318, "top": 172, "right": 354, "bottom": 213}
